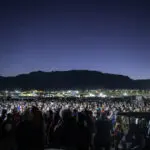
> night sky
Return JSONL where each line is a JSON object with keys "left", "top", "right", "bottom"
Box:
{"left": 0, "top": 0, "right": 150, "bottom": 79}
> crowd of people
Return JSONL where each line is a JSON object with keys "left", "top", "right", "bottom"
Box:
{"left": 0, "top": 97, "right": 150, "bottom": 150}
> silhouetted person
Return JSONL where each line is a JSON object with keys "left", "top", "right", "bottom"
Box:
{"left": 52, "top": 109, "right": 78, "bottom": 150}
{"left": 16, "top": 110, "right": 33, "bottom": 150}
{"left": 30, "top": 107, "right": 44, "bottom": 150}
{"left": 16, "top": 107, "right": 44, "bottom": 150}
{"left": 1, "top": 113, "right": 14, "bottom": 139}
{"left": 77, "top": 112, "right": 91, "bottom": 150}
{"left": 94, "top": 114, "right": 112, "bottom": 150}
{"left": 48, "top": 109, "right": 60, "bottom": 146}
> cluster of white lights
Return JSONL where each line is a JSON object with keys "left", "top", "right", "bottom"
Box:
{"left": 98, "top": 93, "right": 107, "bottom": 98}
{"left": 89, "top": 93, "right": 95, "bottom": 97}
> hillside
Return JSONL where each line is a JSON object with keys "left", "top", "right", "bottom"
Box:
{"left": 0, "top": 70, "right": 149, "bottom": 90}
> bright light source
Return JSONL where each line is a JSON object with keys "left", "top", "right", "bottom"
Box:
{"left": 89, "top": 93, "right": 95, "bottom": 97}
{"left": 15, "top": 90, "right": 20, "bottom": 93}
{"left": 5, "top": 90, "right": 8, "bottom": 94}
{"left": 123, "top": 92, "right": 128, "bottom": 96}
{"left": 75, "top": 91, "right": 79, "bottom": 94}
{"left": 76, "top": 95, "right": 80, "bottom": 98}
{"left": 99, "top": 93, "right": 107, "bottom": 98}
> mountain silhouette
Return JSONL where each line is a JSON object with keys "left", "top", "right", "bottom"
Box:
{"left": 0, "top": 70, "right": 149, "bottom": 90}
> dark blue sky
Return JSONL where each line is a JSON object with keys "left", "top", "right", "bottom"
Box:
{"left": 0, "top": 0, "right": 150, "bottom": 79}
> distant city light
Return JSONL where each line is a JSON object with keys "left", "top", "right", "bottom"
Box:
{"left": 89, "top": 93, "right": 95, "bottom": 97}
{"left": 15, "top": 90, "right": 20, "bottom": 93}
{"left": 99, "top": 93, "right": 107, "bottom": 98}
{"left": 0, "top": 89, "right": 149, "bottom": 99}
{"left": 75, "top": 90, "right": 79, "bottom": 94}
{"left": 5, "top": 90, "right": 8, "bottom": 94}
{"left": 123, "top": 92, "right": 128, "bottom": 96}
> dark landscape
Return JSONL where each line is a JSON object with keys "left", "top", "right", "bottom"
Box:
{"left": 0, "top": 70, "right": 149, "bottom": 90}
